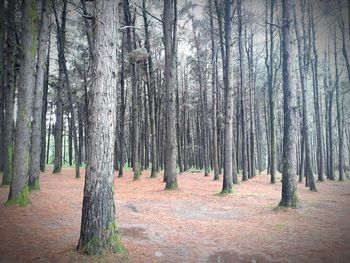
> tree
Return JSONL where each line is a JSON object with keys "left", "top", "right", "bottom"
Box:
{"left": 77, "top": 0, "right": 126, "bottom": 255}
{"left": 7, "top": 0, "right": 37, "bottom": 205}
{"left": 222, "top": 0, "right": 235, "bottom": 194}
{"left": 29, "top": 0, "right": 51, "bottom": 190}
{"left": 209, "top": 0, "right": 220, "bottom": 181}
{"left": 142, "top": 0, "right": 158, "bottom": 178}
{"left": 53, "top": 0, "right": 67, "bottom": 174}
{"left": 163, "top": 0, "right": 178, "bottom": 190}
{"left": 279, "top": 0, "right": 298, "bottom": 208}
{"left": 237, "top": 0, "right": 249, "bottom": 182}
{"left": 294, "top": 6, "right": 317, "bottom": 192}
{"left": 2, "top": 0, "right": 16, "bottom": 186}
{"left": 265, "top": 0, "right": 277, "bottom": 184}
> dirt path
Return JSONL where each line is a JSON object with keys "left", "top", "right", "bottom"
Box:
{"left": 1, "top": 168, "right": 350, "bottom": 263}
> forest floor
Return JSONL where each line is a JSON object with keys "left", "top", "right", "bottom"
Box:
{"left": 0, "top": 168, "right": 350, "bottom": 263}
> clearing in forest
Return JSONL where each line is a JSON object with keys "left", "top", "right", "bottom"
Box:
{"left": 0, "top": 168, "right": 350, "bottom": 263}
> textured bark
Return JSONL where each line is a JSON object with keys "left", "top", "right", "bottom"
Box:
{"left": 77, "top": 0, "right": 125, "bottom": 256}
{"left": 337, "top": 3, "right": 347, "bottom": 181}
{"left": 279, "top": 0, "right": 298, "bottom": 208}
{"left": 29, "top": 0, "right": 51, "bottom": 190}
{"left": 40, "top": 34, "right": 50, "bottom": 172}
{"left": 2, "top": 0, "right": 16, "bottom": 186}
{"left": 327, "top": 64, "right": 335, "bottom": 181}
{"left": 191, "top": 18, "right": 210, "bottom": 177}
{"left": 53, "top": 0, "right": 80, "bottom": 178}
{"left": 294, "top": 8, "right": 317, "bottom": 191}
{"left": 210, "top": 0, "right": 220, "bottom": 181}
{"left": 310, "top": 5, "right": 324, "bottom": 182}
{"left": 222, "top": 0, "right": 235, "bottom": 193}
{"left": 53, "top": 0, "right": 67, "bottom": 174}
{"left": 142, "top": 0, "right": 158, "bottom": 178}
{"left": 123, "top": 0, "right": 140, "bottom": 180}
{"left": 163, "top": 0, "right": 178, "bottom": 190}
{"left": 334, "top": 33, "right": 344, "bottom": 181}
{"left": 0, "top": 0, "right": 4, "bottom": 172}
{"left": 118, "top": 33, "right": 126, "bottom": 177}
{"left": 8, "top": 0, "right": 37, "bottom": 205}
{"left": 237, "top": 0, "right": 248, "bottom": 182}
{"left": 265, "top": 0, "right": 277, "bottom": 184}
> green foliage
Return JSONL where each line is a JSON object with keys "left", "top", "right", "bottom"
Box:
{"left": 5, "top": 186, "right": 30, "bottom": 206}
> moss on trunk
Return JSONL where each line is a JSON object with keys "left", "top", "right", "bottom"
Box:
{"left": 80, "top": 223, "right": 128, "bottom": 257}
{"left": 5, "top": 186, "right": 30, "bottom": 206}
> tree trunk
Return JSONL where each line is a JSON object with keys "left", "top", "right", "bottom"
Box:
{"left": 210, "top": 0, "right": 220, "bottom": 181}
{"left": 29, "top": 0, "right": 51, "bottom": 190}
{"left": 310, "top": 5, "right": 325, "bottom": 182}
{"left": 334, "top": 31, "right": 344, "bottom": 181}
{"left": 237, "top": 0, "right": 248, "bottom": 182}
{"left": 0, "top": 0, "right": 4, "bottom": 173}
{"left": 77, "top": 0, "right": 126, "bottom": 256}
{"left": 142, "top": 0, "right": 158, "bottom": 177}
{"left": 265, "top": 0, "right": 277, "bottom": 184}
{"left": 53, "top": 0, "right": 67, "bottom": 174}
{"left": 163, "top": 0, "right": 178, "bottom": 190}
{"left": 2, "top": 0, "right": 16, "bottom": 186}
{"left": 40, "top": 31, "right": 51, "bottom": 172}
{"left": 222, "top": 0, "right": 235, "bottom": 193}
{"left": 118, "top": 33, "right": 126, "bottom": 177}
{"left": 53, "top": 0, "right": 80, "bottom": 178}
{"left": 294, "top": 7, "right": 317, "bottom": 191}
{"left": 279, "top": 0, "right": 298, "bottom": 208}
{"left": 7, "top": 0, "right": 37, "bottom": 206}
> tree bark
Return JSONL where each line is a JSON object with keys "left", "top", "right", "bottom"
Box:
{"left": 40, "top": 31, "right": 51, "bottom": 172}
{"left": 77, "top": 0, "right": 126, "bottom": 256}
{"left": 2, "top": 0, "right": 16, "bottom": 186}
{"left": 29, "top": 0, "right": 51, "bottom": 190}
{"left": 163, "top": 0, "right": 178, "bottom": 190}
{"left": 53, "top": 0, "right": 67, "bottom": 174}
{"left": 333, "top": 31, "right": 344, "bottom": 181}
{"left": 294, "top": 7, "right": 317, "bottom": 191}
{"left": 279, "top": 0, "right": 298, "bottom": 208}
{"left": 310, "top": 4, "right": 325, "bottom": 182}
{"left": 222, "top": 0, "right": 235, "bottom": 193}
{"left": 210, "top": 0, "right": 220, "bottom": 181}
{"left": 0, "top": 0, "right": 4, "bottom": 173}
{"left": 8, "top": 0, "right": 37, "bottom": 206}
{"left": 142, "top": 0, "right": 158, "bottom": 178}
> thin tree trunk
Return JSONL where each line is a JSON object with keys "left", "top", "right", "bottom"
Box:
{"left": 334, "top": 31, "right": 344, "bottom": 181}
{"left": 294, "top": 7, "right": 317, "bottom": 191}
{"left": 209, "top": 0, "right": 220, "bottom": 181}
{"left": 53, "top": 0, "right": 80, "bottom": 178}
{"left": 40, "top": 31, "right": 51, "bottom": 172}
{"left": 142, "top": 0, "right": 157, "bottom": 177}
{"left": 310, "top": 4, "right": 325, "bottom": 182}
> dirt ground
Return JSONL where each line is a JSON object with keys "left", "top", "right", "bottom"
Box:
{"left": 0, "top": 168, "right": 350, "bottom": 263}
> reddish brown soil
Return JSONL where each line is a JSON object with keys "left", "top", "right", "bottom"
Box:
{"left": 1, "top": 168, "right": 350, "bottom": 263}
